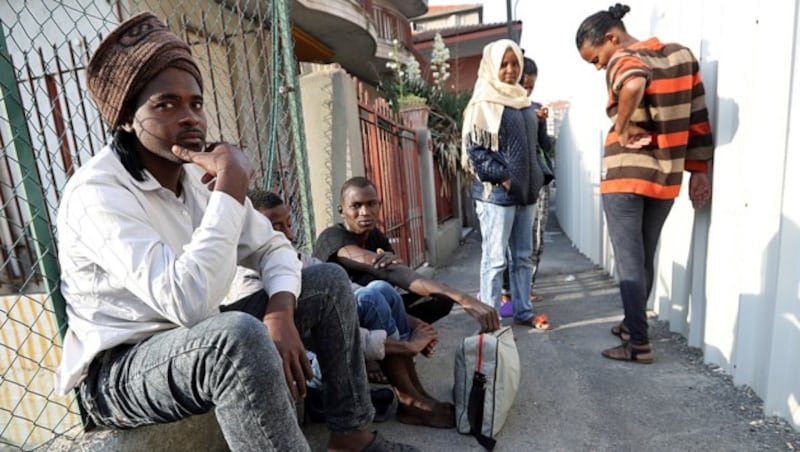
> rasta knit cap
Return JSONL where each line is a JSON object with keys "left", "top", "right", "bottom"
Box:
{"left": 86, "top": 11, "right": 203, "bottom": 129}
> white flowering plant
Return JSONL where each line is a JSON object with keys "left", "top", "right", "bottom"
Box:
{"left": 383, "top": 39, "right": 427, "bottom": 111}
{"left": 430, "top": 32, "right": 450, "bottom": 92}
{"left": 378, "top": 35, "right": 469, "bottom": 189}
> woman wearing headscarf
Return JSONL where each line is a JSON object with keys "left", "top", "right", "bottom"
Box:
{"left": 462, "top": 39, "right": 552, "bottom": 330}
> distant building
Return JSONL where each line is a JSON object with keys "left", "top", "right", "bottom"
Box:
{"left": 412, "top": 3, "right": 482, "bottom": 31}
{"left": 411, "top": 3, "right": 521, "bottom": 92}
{"left": 547, "top": 99, "right": 570, "bottom": 139}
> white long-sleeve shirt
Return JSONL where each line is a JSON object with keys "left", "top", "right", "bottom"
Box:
{"left": 54, "top": 146, "right": 301, "bottom": 394}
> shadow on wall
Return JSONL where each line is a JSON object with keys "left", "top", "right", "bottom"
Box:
{"left": 764, "top": 216, "right": 800, "bottom": 427}
{"left": 704, "top": 216, "right": 800, "bottom": 428}
{"left": 715, "top": 97, "right": 740, "bottom": 147}
{"left": 665, "top": 260, "right": 688, "bottom": 331}
{"left": 698, "top": 43, "right": 740, "bottom": 148}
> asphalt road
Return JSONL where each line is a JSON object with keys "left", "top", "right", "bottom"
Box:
{"left": 304, "top": 208, "right": 799, "bottom": 452}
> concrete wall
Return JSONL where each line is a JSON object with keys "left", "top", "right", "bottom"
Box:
{"left": 299, "top": 66, "right": 365, "bottom": 237}
{"left": 48, "top": 412, "right": 227, "bottom": 452}
{"left": 417, "top": 129, "right": 461, "bottom": 266}
{"left": 554, "top": 0, "right": 800, "bottom": 429}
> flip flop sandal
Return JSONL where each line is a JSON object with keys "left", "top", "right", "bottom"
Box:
{"left": 532, "top": 313, "right": 553, "bottom": 330}
{"left": 513, "top": 313, "right": 553, "bottom": 330}
{"left": 362, "top": 431, "right": 419, "bottom": 452}
{"left": 499, "top": 300, "right": 514, "bottom": 318}
{"left": 370, "top": 388, "right": 397, "bottom": 423}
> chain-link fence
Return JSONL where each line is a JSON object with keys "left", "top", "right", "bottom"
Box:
{"left": 0, "top": 0, "right": 312, "bottom": 449}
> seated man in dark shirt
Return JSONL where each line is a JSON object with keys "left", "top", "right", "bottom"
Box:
{"left": 314, "top": 176, "right": 499, "bottom": 333}
{"left": 249, "top": 190, "right": 452, "bottom": 429}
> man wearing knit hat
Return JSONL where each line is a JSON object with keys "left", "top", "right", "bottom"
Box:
{"left": 55, "top": 11, "right": 415, "bottom": 452}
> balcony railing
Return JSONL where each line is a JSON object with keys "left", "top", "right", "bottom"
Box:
{"left": 357, "top": 0, "right": 374, "bottom": 14}
{"left": 371, "top": 5, "right": 413, "bottom": 52}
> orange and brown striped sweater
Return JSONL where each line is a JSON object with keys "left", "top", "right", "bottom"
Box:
{"left": 602, "top": 37, "right": 714, "bottom": 199}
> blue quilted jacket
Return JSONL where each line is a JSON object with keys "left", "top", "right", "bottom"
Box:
{"left": 467, "top": 105, "right": 543, "bottom": 206}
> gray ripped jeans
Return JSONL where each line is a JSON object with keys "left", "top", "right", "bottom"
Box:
{"left": 79, "top": 263, "right": 372, "bottom": 452}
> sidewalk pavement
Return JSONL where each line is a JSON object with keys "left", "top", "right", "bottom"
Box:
{"left": 304, "top": 211, "right": 799, "bottom": 451}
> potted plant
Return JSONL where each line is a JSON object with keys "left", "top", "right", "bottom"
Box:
{"left": 379, "top": 34, "right": 471, "bottom": 185}
{"left": 382, "top": 39, "right": 429, "bottom": 126}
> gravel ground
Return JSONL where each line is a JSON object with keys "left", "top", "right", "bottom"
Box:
{"left": 664, "top": 323, "right": 800, "bottom": 451}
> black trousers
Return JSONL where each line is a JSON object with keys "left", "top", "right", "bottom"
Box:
{"left": 603, "top": 193, "right": 674, "bottom": 345}
{"left": 401, "top": 293, "right": 454, "bottom": 324}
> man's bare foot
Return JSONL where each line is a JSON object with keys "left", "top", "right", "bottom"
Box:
{"left": 421, "top": 338, "right": 438, "bottom": 357}
{"left": 365, "top": 359, "right": 389, "bottom": 385}
{"left": 406, "top": 324, "right": 437, "bottom": 355}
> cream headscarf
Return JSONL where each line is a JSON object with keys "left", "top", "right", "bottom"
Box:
{"left": 461, "top": 39, "right": 530, "bottom": 176}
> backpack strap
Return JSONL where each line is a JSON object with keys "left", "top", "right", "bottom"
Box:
{"left": 467, "top": 334, "right": 497, "bottom": 450}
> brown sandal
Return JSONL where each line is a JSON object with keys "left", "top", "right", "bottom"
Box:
{"left": 601, "top": 342, "right": 654, "bottom": 364}
{"left": 610, "top": 322, "right": 631, "bottom": 342}
{"left": 396, "top": 402, "right": 455, "bottom": 429}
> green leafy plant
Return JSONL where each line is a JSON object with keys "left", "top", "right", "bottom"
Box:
{"left": 426, "top": 89, "right": 471, "bottom": 194}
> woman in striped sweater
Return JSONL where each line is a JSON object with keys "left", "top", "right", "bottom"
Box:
{"left": 575, "top": 3, "right": 714, "bottom": 363}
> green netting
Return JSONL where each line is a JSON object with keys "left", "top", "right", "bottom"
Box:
{"left": 0, "top": 0, "right": 311, "bottom": 449}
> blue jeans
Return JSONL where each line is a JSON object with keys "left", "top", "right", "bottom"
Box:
{"left": 78, "top": 264, "right": 372, "bottom": 452}
{"left": 603, "top": 193, "right": 674, "bottom": 344}
{"left": 475, "top": 200, "right": 536, "bottom": 321}
{"left": 354, "top": 280, "right": 411, "bottom": 340}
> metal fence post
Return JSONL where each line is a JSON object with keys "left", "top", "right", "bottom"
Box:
{"left": 275, "top": 0, "right": 315, "bottom": 250}
{"left": 0, "top": 21, "right": 67, "bottom": 338}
